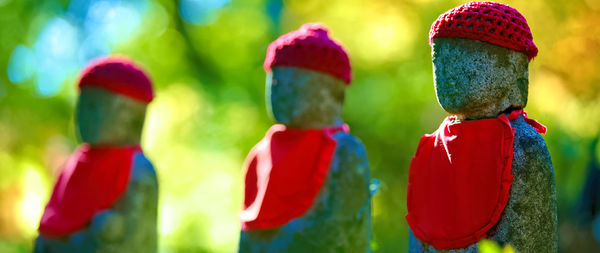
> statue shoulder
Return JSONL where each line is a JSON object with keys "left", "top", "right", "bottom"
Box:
{"left": 510, "top": 116, "right": 552, "bottom": 163}
{"left": 330, "top": 132, "right": 369, "bottom": 175}
{"left": 130, "top": 152, "right": 157, "bottom": 186}
{"left": 331, "top": 132, "right": 367, "bottom": 159}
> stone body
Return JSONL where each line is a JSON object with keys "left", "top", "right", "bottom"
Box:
{"left": 35, "top": 87, "right": 158, "bottom": 253}
{"left": 409, "top": 38, "right": 557, "bottom": 252}
{"left": 239, "top": 67, "right": 372, "bottom": 252}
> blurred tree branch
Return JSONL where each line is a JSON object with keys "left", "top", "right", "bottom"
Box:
{"left": 172, "top": 0, "right": 223, "bottom": 86}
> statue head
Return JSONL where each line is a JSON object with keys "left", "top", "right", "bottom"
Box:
{"left": 263, "top": 23, "right": 351, "bottom": 128}
{"left": 75, "top": 56, "right": 154, "bottom": 146}
{"left": 429, "top": 1, "right": 537, "bottom": 120}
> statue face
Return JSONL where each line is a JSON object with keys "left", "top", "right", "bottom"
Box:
{"left": 431, "top": 38, "right": 529, "bottom": 119}
{"left": 76, "top": 87, "right": 113, "bottom": 144}
{"left": 266, "top": 67, "right": 346, "bottom": 128}
{"left": 76, "top": 86, "right": 146, "bottom": 145}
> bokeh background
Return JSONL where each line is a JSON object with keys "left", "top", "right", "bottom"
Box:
{"left": 1, "top": 0, "right": 599, "bottom": 252}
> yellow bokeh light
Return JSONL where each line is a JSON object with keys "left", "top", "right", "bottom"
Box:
{"left": 18, "top": 166, "right": 48, "bottom": 236}
{"left": 343, "top": 3, "right": 417, "bottom": 63}
{"left": 159, "top": 201, "right": 177, "bottom": 237}
{"left": 143, "top": 83, "right": 207, "bottom": 150}
{"left": 530, "top": 70, "right": 600, "bottom": 137}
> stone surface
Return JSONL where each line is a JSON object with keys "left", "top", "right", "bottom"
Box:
{"left": 35, "top": 87, "right": 158, "bottom": 253}
{"left": 432, "top": 38, "right": 529, "bottom": 120}
{"left": 410, "top": 37, "right": 557, "bottom": 252}
{"left": 409, "top": 230, "right": 478, "bottom": 253}
{"left": 488, "top": 115, "right": 557, "bottom": 252}
{"left": 240, "top": 66, "right": 372, "bottom": 252}
{"left": 267, "top": 66, "right": 346, "bottom": 129}
{"left": 76, "top": 86, "right": 147, "bottom": 146}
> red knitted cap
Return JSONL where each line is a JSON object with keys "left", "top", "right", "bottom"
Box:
{"left": 429, "top": 1, "right": 538, "bottom": 61}
{"left": 264, "top": 23, "right": 352, "bottom": 84}
{"left": 78, "top": 55, "right": 154, "bottom": 103}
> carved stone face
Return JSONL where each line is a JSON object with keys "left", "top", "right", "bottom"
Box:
{"left": 432, "top": 37, "right": 529, "bottom": 120}
{"left": 266, "top": 66, "right": 346, "bottom": 128}
{"left": 76, "top": 86, "right": 147, "bottom": 145}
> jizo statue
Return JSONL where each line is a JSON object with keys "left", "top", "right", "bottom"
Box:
{"left": 238, "top": 23, "right": 372, "bottom": 252}
{"left": 35, "top": 56, "right": 158, "bottom": 253}
{"left": 406, "top": 2, "right": 557, "bottom": 252}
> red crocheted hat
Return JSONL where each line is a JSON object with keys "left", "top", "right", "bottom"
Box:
{"left": 264, "top": 23, "right": 352, "bottom": 84}
{"left": 78, "top": 55, "right": 154, "bottom": 103}
{"left": 429, "top": 1, "right": 538, "bottom": 61}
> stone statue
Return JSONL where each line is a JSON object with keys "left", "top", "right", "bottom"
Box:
{"left": 406, "top": 2, "right": 557, "bottom": 252}
{"left": 238, "top": 23, "right": 372, "bottom": 252}
{"left": 35, "top": 56, "right": 158, "bottom": 253}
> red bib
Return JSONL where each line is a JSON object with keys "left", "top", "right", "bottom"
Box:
{"left": 240, "top": 124, "right": 349, "bottom": 231}
{"left": 405, "top": 109, "right": 545, "bottom": 249}
{"left": 39, "top": 144, "right": 141, "bottom": 237}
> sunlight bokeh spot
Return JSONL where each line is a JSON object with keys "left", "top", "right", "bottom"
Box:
{"left": 6, "top": 0, "right": 152, "bottom": 97}
{"left": 32, "top": 18, "right": 79, "bottom": 96}
{"left": 143, "top": 83, "right": 206, "bottom": 150}
{"left": 158, "top": 201, "right": 177, "bottom": 236}
{"left": 356, "top": 12, "right": 415, "bottom": 62}
{"left": 18, "top": 166, "right": 48, "bottom": 237}
{"left": 7, "top": 45, "right": 36, "bottom": 84}
{"left": 178, "top": 0, "right": 230, "bottom": 25}
{"left": 78, "top": 33, "right": 111, "bottom": 64}
{"left": 531, "top": 71, "right": 600, "bottom": 138}
{"left": 85, "top": 0, "right": 144, "bottom": 46}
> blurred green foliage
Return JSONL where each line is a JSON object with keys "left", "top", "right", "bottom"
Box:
{"left": 479, "top": 240, "right": 515, "bottom": 253}
{"left": 0, "top": 0, "right": 600, "bottom": 252}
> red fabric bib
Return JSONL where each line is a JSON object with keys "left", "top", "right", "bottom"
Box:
{"left": 405, "top": 109, "right": 546, "bottom": 249}
{"left": 39, "top": 144, "right": 141, "bottom": 237}
{"left": 240, "top": 124, "right": 349, "bottom": 231}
